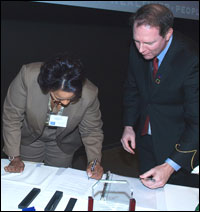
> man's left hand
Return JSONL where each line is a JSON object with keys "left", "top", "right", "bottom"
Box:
{"left": 87, "top": 161, "right": 104, "bottom": 180}
{"left": 139, "top": 163, "right": 175, "bottom": 189}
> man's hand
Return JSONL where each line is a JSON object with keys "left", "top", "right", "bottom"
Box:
{"left": 4, "top": 157, "right": 25, "bottom": 173}
{"left": 121, "top": 126, "right": 136, "bottom": 154}
{"left": 87, "top": 161, "right": 104, "bottom": 180}
{"left": 139, "top": 163, "right": 175, "bottom": 189}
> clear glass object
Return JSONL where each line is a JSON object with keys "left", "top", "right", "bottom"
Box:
{"left": 88, "top": 171, "right": 135, "bottom": 211}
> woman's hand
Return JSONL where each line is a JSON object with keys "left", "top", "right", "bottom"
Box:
{"left": 4, "top": 157, "right": 25, "bottom": 173}
{"left": 87, "top": 161, "right": 104, "bottom": 180}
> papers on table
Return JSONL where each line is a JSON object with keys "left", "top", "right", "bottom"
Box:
{"left": 1, "top": 159, "right": 199, "bottom": 211}
{"left": 45, "top": 167, "right": 98, "bottom": 197}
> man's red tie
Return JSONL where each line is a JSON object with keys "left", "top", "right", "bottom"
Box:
{"left": 141, "top": 57, "right": 159, "bottom": 136}
{"left": 153, "top": 57, "right": 159, "bottom": 79}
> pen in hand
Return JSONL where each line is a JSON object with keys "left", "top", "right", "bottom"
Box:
{"left": 140, "top": 177, "right": 156, "bottom": 182}
{"left": 88, "top": 158, "right": 98, "bottom": 179}
{"left": 91, "top": 159, "right": 97, "bottom": 172}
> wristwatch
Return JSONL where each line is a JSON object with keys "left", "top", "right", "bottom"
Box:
{"left": 8, "top": 156, "right": 19, "bottom": 161}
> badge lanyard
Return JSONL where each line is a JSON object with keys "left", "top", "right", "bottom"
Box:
{"left": 45, "top": 96, "right": 68, "bottom": 128}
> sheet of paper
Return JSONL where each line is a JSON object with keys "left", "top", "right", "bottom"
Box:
{"left": 2, "top": 159, "right": 58, "bottom": 189}
{"left": 44, "top": 167, "right": 99, "bottom": 197}
{"left": 1, "top": 159, "right": 198, "bottom": 211}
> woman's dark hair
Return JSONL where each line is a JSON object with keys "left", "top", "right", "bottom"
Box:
{"left": 130, "top": 4, "right": 174, "bottom": 37}
{"left": 37, "top": 52, "right": 85, "bottom": 103}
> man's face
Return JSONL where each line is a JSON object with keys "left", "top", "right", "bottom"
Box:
{"left": 133, "top": 23, "right": 172, "bottom": 60}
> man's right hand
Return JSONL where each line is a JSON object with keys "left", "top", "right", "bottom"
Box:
{"left": 121, "top": 126, "right": 136, "bottom": 154}
{"left": 4, "top": 156, "right": 25, "bottom": 173}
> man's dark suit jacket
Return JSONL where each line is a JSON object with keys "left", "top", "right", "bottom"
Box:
{"left": 123, "top": 31, "right": 199, "bottom": 173}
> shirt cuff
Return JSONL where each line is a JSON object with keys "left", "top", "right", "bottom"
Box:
{"left": 165, "top": 158, "right": 181, "bottom": 172}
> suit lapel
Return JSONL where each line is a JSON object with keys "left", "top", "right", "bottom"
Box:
{"left": 56, "top": 100, "right": 83, "bottom": 136}
{"left": 28, "top": 89, "right": 49, "bottom": 133}
{"left": 150, "top": 34, "right": 178, "bottom": 94}
{"left": 155, "top": 52, "right": 173, "bottom": 85}
{"left": 56, "top": 104, "right": 72, "bottom": 136}
{"left": 39, "top": 94, "right": 49, "bottom": 128}
{"left": 143, "top": 60, "right": 153, "bottom": 101}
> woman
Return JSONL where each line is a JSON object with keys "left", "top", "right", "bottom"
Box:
{"left": 3, "top": 52, "right": 104, "bottom": 179}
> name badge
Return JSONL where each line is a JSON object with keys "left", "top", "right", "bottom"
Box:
{"left": 48, "top": 115, "right": 68, "bottom": 128}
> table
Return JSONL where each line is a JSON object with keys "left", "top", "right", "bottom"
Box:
{"left": 1, "top": 159, "right": 199, "bottom": 211}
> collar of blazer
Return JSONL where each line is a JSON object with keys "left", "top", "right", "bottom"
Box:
{"left": 55, "top": 94, "right": 85, "bottom": 136}
{"left": 142, "top": 32, "right": 180, "bottom": 90}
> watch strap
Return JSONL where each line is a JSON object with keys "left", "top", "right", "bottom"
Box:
{"left": 8, "top": 156, "right": 19, "bottom": 161}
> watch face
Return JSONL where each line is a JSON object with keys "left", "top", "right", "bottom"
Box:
{"left": 8, "top": 156, "right": 14, "bottom": 161}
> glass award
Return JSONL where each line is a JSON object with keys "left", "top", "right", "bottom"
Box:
{"left": 88, "top": 171, "right": 136, "bottom": 211}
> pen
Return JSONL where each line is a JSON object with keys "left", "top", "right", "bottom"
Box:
{"left": 91, "top": 158, "right": 98, "bottom": 172}
{"left": 88, "top": 159, "right": 98, "bottom": 179}
{"left": 140, "top": 177, "right": 156, "bottom": 182}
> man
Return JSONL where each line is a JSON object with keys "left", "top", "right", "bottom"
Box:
{"left": 2, "top": 52, "right": 104, "bottom": 180}
{"left": 121, "top": 4, "right": 199, "bottom": 188}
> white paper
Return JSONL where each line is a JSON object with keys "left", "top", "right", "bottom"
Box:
{"left": 2, "top": 160, "right": 58, "bottom": 189}
{"left": 45, "top": 167, "right": 97, "bottom": 197}
{"left": 1, "top": 159, "right": 199, "bottom": 211}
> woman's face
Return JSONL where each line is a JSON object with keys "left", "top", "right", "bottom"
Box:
{"left": 50, "top": 89, "right": 75, "bottom": 106}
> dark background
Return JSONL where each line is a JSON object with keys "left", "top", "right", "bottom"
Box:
{"left": 1, "top": 1, "right": 199, "bottom": 157}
